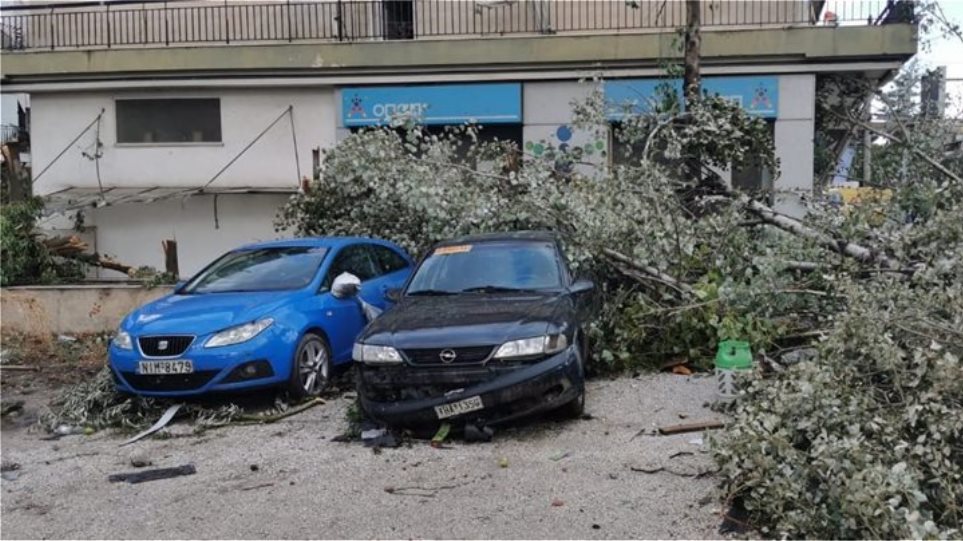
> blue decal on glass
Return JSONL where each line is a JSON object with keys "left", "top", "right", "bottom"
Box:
{"left": 342, "top": 83, "right": 522, "bottom": 127}
{"left": 604, "top": 76, "right": 779, "bottom": 119}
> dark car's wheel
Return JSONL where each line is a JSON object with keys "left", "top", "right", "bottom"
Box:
{"left": 287, "top": 332, "right": 331, "bottom": 399}
{"left": 558, "top": 336, "right": 586, "bottom": 419}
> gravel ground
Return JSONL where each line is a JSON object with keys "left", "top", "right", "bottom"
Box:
{"left": 1, "top": 374, "right": 727, "bottom": 539}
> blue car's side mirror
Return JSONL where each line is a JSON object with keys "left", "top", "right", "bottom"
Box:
{"left": 173, "top": 280, "right": 186, "bottom": 292}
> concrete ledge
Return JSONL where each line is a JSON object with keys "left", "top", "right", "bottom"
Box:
{"left": 1, "top": 284, "right": 172, "bottom": 335}
{"left": 1, "top": 24, "right": 917, "bottom": 83}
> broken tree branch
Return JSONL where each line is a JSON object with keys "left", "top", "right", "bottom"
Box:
{"left": 825, "top": 108, "right": 962, "bottom": 186}
{"left": 738, "top": 196, "right": 902, "bottom": 269}
{"left": 602, "top": 248, "right": 695, "bottom": 296}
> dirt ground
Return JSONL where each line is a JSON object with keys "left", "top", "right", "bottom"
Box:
{"left": 1, "top": 374, "right": 727, "bottom": 540}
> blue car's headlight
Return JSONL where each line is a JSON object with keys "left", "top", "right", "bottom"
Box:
{"left": 205, "top": 318, "right": 274, "bottom": 348}
{"left": 114, "top": 330, "right": 133, "bottom": 350}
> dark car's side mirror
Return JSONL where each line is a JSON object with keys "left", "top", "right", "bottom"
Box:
{"left": 331, "top": 272, "right": 361, "bottom": 299}
{"left": 385, "top": 288, "right": 402, "bottom": 303}
{"left": 173, "top": 280, "right": 187, "bottom": 293}
{"left": 569, "top": 279, "right": 595, "bottom": 295}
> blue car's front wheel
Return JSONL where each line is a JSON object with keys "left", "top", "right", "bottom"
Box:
{"left": 287, "top": 332, "right": 331, "bottom": 399}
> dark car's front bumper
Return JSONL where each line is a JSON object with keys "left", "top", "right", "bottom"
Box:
{"left": 357, "top": 346, "right": 583, "bottom": 428}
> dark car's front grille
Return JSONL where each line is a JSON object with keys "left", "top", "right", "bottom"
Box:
{"left": 402, "top": 346, "right": 495, "bottom": 366}
{"left": 121, "top": 370, "right": 219, "bottom": 392}
{"left": 138, "top": 335, "right": 194, "bottom": 357}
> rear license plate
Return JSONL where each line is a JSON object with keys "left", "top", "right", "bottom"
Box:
{"left": 137, "top": 360, "right": 194, "bottom": 375}
{"left": 435, "top": 395, "right": 484, "bottom": 419}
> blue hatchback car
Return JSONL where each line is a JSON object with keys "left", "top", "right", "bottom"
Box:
{"left": 108, "top": 237, "right": 412, "bottom": 398}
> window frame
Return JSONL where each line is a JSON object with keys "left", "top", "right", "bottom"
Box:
{"left": 114, "top": 98, "right": 223, "bottom": 146}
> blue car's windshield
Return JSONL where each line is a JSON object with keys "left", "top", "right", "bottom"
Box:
{"left": 406, "top": 241, "right": 561, "bottom": 295}
{"left": 183, "top": 247, "right": 328, "bottom": 294}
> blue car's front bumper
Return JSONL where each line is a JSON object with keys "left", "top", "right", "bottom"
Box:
{"left": 108, "top": 330, "right": 296, "bottom": 397}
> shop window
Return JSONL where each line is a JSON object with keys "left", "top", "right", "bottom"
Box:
{"left": 116, "top": 99, "right": 221, "bottom": 144}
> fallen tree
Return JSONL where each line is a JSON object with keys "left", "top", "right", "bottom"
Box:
{"left": 274, "top": 71, "right": 961, "bottom": 535}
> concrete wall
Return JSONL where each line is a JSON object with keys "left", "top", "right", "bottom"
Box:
{"left": 522, "top": 80, "right": 607, "bottom": 176}
{"left": 1, "top": 284, "right": 173, "bottom": 335}
{"left": 87, "top": 193, "right": 292, "bottom": 278}
{"left": 773, "top": 73, "right": 816, "bottom": 217}
{"left": 31, "top": 87, "right": 335, "bottom": 195}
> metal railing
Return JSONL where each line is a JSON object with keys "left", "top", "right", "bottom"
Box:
{"left": 0, "top": 0, "right": 906, "bottom": 52}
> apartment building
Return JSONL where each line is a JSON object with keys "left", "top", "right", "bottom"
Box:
{"left": 0, "top": 0, "right": 918, "bottom": 275}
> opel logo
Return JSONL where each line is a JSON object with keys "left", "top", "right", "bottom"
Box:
{"left": 439, "top": 349, "right": 457, "bottom": 364}
{"left": 158, "top": 340, "right": 169, "bottom": 351}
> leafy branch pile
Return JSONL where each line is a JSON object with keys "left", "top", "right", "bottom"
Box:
{"left": 276, "top": 73, "right": 961, "bottom": 536}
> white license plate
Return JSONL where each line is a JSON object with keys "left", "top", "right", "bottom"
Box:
{"left": 434, "top": 395, "right": 484, "bottom": 419}
{"left": 137, "top": 360, "right": 194, "bottom": 375}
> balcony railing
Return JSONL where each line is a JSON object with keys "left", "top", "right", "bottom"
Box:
{"left": 0, "top": 0, "right": 909, "bottom": 52}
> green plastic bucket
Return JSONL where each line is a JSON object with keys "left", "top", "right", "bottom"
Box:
{"left": 715, "top": 340, "right": 752, "bottom": 401}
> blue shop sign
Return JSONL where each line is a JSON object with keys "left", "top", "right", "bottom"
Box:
{"left": 342, "top": 83, "right": 522, "bottom": 127}
{"left": 605, "top": 76, "right": 779, "bottom": 119}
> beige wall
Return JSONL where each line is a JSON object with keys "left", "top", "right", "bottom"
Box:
{"left": 1, "top": 285, "right": 173, "bottom": 335}
{"left": 31, "top": 87, "right": 334, "bottom": 194}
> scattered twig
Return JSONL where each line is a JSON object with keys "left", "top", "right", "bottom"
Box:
{"left": 240, "top": 482, "right": 274, "bottom": 492}
{"left": 108, "top": 464, "right": 196, "bottom": 484}
{"left": 235, "top": 398, "right": 324, "bottom": 424}
{"left": 383, "top": 482, "right": 468, "bottom": 497}
{"left": 0, "top": 365, "right": 40, "bottom": 372}
{"left": 658, "top": 420, "right": 725, "bottom": 435}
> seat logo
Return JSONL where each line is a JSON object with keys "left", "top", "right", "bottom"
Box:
{"left": 439, "top": 349, "right": 457, "bottom": 364}
{"left": 158, "top": 340, "right": 169, "bottom": 351}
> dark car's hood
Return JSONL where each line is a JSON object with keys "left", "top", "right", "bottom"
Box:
{"left": 361, "top": 294, "right": 569, "bottom": 349}
{"left": 124, "top": 291, "right": 296, "bottom": 336}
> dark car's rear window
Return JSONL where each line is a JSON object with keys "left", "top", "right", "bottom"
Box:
{"left": 184, "top": 246, "right": 328, "bottom": 294}
{"left": 407, "top": 241, "right": 561, "bottom": 294}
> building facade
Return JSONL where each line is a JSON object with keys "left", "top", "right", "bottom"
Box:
{"left": 0, "top": 0, "right": 918, "bottom": 276}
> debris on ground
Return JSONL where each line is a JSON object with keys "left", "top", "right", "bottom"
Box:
{"left": 551, "top": 498, "right": 565, "bottom": 507}
{"left": 2, "top": 470, "right": 21, "bottom": 481}
{"left": 498, "top": 457, "right": 509, "bottom": 468}
{"left": 657, "top": 420, "right": 724, "bottom": 435}
{"left": 463, "top": 424, "right": 494, "bottom": 442}
{"left": 2, "top": 400, "right": 25, "bottom": 416}
{"left": 38, "top": 367, "right": 241, "bottom": 433}
{"left": 671, "top": 365, "right": 693, "bottom": 376}
{"left": 120, "top": 404, "right": 183, "bottom": 446}
{"left": 361, "top": 427, "right": 399, "bottom": 449}
{"left": 129, "top": 453, "right": 152, "bottom": 468}
{"left": 108, "top": 464, "right": 197, "bottom": 484}
{"left": 549, "top": 450, "right": 572, "bottom": 462}
{"left": 430, "top": 423, "right": 451, "bottom": 448}
{"left": 240, "top": 483, "right": 273, "bottom": 492}
{"left": 1, "top": 460, "right": 21, "bottom": 473}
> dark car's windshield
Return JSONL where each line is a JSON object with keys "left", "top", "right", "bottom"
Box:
{"left": 183, "top": 246, "right": 328, "bottom": 294}
{"left": 406, "top": 241, "right": 562, "bottom": 295}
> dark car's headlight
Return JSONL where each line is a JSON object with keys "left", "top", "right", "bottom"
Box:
{"left": 114, "top": 330, "right": 133, "bottom": 350}
{"left": 353, "top": 343, "right": 402, "bottom": 365}
{"left": 205, "top": 318, "right": 274, "bottom": 348}
{"left": 494, "top": 334, "right": 568, "bottom": 360}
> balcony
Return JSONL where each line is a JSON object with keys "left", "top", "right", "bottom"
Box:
{"left": 0, "top": 0, "right": 909, "bottom": 52}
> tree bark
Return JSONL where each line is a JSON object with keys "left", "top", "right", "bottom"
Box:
{"left": 683, "top": 0, "right": 702, "bottom": 107}
{"left": 739, "top": 196, "right": 901, "bottom": 269}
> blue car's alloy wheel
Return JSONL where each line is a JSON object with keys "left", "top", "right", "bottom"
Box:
{"left": 290, "top": 333, "right": 330, "bottom": 398}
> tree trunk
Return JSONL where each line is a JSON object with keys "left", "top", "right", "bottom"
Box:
{"left": 683, "top": 0, "right": 702, "bottom": 107}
